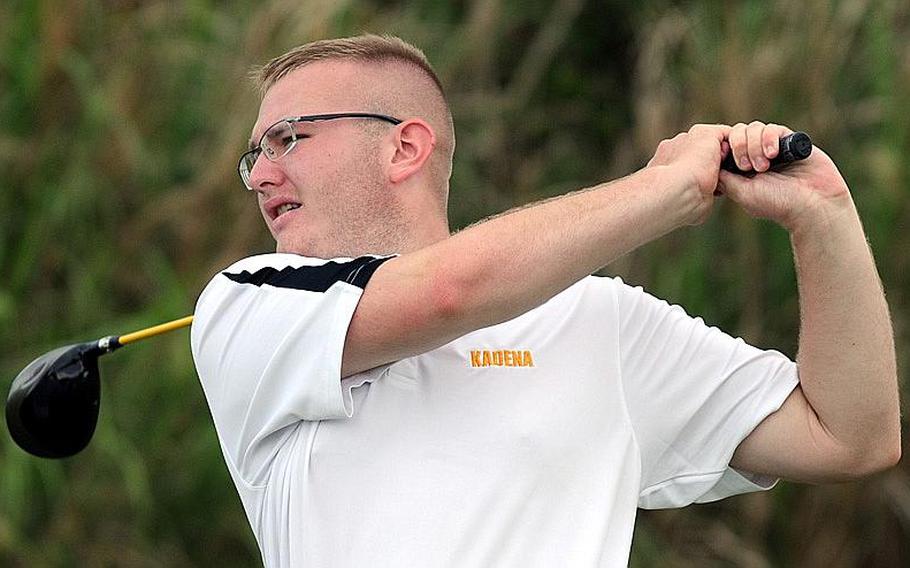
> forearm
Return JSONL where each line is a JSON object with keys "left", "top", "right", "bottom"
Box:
{"left": 343, "top": 127, "right": 728, "bottom": 378}
{"left": 431, "top": 165, "right": 696, "bottom": 331}
{"left": 790, "top": 194, "right": 901, "bottom": 466}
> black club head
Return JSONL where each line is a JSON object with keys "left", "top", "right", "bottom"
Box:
{"left": 5, "top": 342, "right": 102, "bottom": 458}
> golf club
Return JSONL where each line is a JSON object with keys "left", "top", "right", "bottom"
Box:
{"left": 5, "top": 315, "right": 193, "bottom": 458}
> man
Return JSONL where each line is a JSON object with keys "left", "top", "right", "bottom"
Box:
{"left": 190, "top": 35, "right": 900, "bottom": 566}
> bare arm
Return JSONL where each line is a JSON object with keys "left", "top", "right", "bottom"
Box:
{"left": 721, "top": 123, "right": 901, "bottom": 480}
{"left": 342, "top": 167, "right": 693, "bottom": 377}
{"left": 341, "top": 126, "right": 731, "bottom": 378}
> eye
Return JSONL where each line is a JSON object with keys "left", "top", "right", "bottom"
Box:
{"left": 279, "top": 134, "right": 310, "bottom": 153}
{"left": 259, "top": 120, "right": 315, "bottom": 161}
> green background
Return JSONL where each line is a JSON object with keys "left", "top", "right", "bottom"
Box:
{"left": 1, "top": 0, "right": 907, "bottom": 565}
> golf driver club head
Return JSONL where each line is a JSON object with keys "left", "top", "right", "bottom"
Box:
{"left": 6, "top": 341, "right": 102, "bottom": 458}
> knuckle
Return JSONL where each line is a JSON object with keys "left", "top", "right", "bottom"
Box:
{"left": 690, "top": 123, "right": 720, "bottom": 133}
{"left": 763, "top": 127, "right": 779, "bottom": 141}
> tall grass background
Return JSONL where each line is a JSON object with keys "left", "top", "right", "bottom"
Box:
{"left": 0, "top": 0, "right": 907, "bottom": 565}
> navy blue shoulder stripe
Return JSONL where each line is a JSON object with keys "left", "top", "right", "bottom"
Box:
{"left": 222, "top": 256, "right": 391, "bottom": 292}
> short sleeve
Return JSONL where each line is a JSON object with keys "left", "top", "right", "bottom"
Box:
{"left": 610, "top": 278, "right": 799, "bottom": 509}
{"left": 190, "top": 253, "right": 392, "bottom": 487}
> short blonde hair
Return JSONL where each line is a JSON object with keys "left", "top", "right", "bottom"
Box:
{"left": 254, "top": 34, "right": 446, "bottom": 99}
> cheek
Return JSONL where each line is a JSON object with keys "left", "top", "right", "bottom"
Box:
{"left": 317, "top": 151, "right": 376, "bottom": 200}
{"left": 286, "top": 147, "right": 340, "bottom": 191}
{"left": 286, "top": 138, "right": 385, "bottom": 213}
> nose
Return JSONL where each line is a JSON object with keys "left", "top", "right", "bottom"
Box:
{"left": 248, "top": 153, "right": 286, "bottom": 194}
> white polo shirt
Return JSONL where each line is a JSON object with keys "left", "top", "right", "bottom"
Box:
{"left": 191, "top": 253, "right": 798, "bottom": 567}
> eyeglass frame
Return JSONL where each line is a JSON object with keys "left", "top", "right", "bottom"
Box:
{"left": 237, "top": 112, "right": 404, "bottom": 190}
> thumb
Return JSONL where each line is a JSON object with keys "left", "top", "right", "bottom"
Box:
{"left": 716, "top": 169, "right": 754, "bottom": 202}
{"left": 717, "top": 168, "right": 795, "bottom": 226}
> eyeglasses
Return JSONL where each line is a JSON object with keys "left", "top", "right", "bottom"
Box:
{"left": 237, "top": 112, "right": 403, "bottom": 190}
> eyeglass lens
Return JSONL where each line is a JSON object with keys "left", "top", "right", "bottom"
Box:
{"left": 262, "top": 121, "right": 296, "bottom": 160}
{"left": 239, "top": 120, "right": 297, "bottom": 188}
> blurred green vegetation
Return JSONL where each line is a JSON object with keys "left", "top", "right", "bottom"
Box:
{"left": 1, "top": 0, "right": 907, "bottom": 565}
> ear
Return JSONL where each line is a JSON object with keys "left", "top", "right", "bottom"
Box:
{"left": 388, "top": 119, "right": 437, "bottom": 184}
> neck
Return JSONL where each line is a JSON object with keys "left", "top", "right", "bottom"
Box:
{"left": 397, "top": 217, "right": 450, "bottom": 254}
{"left": 394, "top": 180, "right": 450, "bottom": 253}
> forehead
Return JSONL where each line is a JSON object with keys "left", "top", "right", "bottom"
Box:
{"left": 252, "top": 60, "right": 373, "bottom": 139}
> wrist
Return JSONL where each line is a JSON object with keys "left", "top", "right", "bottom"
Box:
{"left": 643, "top": 165, "right": 707, "bottom": 228}
{"left": 787, "top": 191, "right": 858, "bottom": 242}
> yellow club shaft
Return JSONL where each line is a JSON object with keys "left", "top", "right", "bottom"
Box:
{"left": 118, "top": 315, "right": 194, "bottom": 346}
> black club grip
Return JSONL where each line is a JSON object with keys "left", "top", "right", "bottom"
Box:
{"left": 721, "top": 131, "right": 813, "bottom": 175}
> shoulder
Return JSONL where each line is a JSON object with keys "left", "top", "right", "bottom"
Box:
{"left": 567, "top": 274, "right": 636, "bottom": 306}
{"left": 192, "top": 252, "right": 396, "bottom": 334}
{"left": 582, "top": 274, "right": 684, "bottom": 316}
{"left": 191, "top": 253, "right": 394, "bottom": 359}
{"left": 215, "top": 253, "right": 396, "bottom": 292}
{"left": 221, "top": 252, "right": 332, "bottom": 273}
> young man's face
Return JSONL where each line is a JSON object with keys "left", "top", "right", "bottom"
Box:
{"left": 247, "top": 61, "right": 404, "bottom": 258}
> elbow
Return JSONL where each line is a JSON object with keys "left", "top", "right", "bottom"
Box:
{"left": 427, "top": 254, "right": 481, "bottom": 325}
{"left": 857, "top": 443, "right": 901, "bottom": 477}
{"left": 886, "top": 440, "right": 903, "bottom": 469}
{"left": 857, "top": 409, "right": 903, "bottom": 476}
{"left": 876, "top": 432, "right": 902, "bottom": 471}
{"left": 427, "top": 259, "right": 469, "bottom": 324}
{"left": 842, "top": 431, "right": 902, "bottom": 479}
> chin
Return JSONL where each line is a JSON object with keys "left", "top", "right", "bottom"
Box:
{"left": 275, "top": 237, "right": 330, "bottom": 258}
{"left": 275, "top": 239, "right": 302, "bottom": 255}
{"left": 275, "top": 231, "right": 372, "bottom": 259}
{"left": 276, "top": 243, "right": 307, "bottom": 256}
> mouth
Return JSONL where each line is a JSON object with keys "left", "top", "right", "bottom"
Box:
{"left": 264, "top": 198, "right": 303, "bottom": 221}
{"left": 275, "top": 202, "right": 301, "bottom": 218}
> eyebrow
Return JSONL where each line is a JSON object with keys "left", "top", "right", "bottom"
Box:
{"left": 247, "top": 137, "right": 258, "bottom": 152}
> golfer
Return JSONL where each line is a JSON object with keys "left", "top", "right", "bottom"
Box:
{"left": 190, "top": 35, "right": 900, "bottom": 567}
